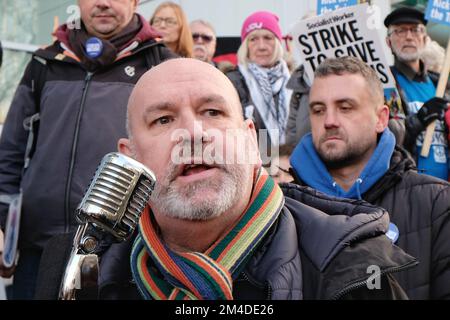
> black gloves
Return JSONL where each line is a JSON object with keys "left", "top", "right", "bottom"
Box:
{"left": 417, "top": 97, "right": 449, "bottom": 126}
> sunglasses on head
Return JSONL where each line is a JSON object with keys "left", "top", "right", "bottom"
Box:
{"left": 192, "top": 33, "right": 214, "bottom": 43}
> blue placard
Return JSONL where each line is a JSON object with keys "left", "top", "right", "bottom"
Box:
{"left": 425, "top": 0, "right": 450, "bottom": 26}
{"left": 85, "top": 37, "right": 103, "bottom": 59}
{"left": 317, "top": 0, "right": 358, "bottom": 15}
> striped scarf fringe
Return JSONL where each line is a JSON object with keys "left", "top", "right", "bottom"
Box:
{"left": 130, "top": 170, "right": 284, "bottom": 300}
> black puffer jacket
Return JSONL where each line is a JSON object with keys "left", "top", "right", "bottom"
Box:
{"left": 97, "top": 184, "right": 416, "bottom": 300}
{"left": 292, "top": 147, "right": 450, "bottom": 299}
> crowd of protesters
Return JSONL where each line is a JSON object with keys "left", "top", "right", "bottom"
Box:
{"left": 0, "top": 0, "right": 449, "bottom": 300}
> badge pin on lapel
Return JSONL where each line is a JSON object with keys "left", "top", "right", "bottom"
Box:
{"left": 85, "top": 37, "right": 103, "bottom": 59}
{"left": 386, "top": 222, "right": 399, "bottom": 244}
{"left": 125, "top": 66, "right": 135, "bottom": 77}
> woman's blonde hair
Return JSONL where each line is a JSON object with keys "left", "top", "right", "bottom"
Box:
{"left": 150, "top": 1, "right": 193, "bottom": 58}
{"left": 237, "top": 30, "right": 284, "bottom": 67}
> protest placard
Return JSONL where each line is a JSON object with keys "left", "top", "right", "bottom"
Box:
{"left": 292, "top": 3, "right": 395, "bottom": 90}
{"left": 317, "top": 0, "right": 358, "bottom": 16}
{"left": 425, "top": 0, "right": 450, "bottom": 26}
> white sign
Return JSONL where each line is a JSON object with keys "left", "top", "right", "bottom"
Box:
{"left": 291, "top": 3, "right": 395, "bottom": 89}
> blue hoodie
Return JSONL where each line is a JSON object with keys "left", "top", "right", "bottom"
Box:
{"left": 290, "top": 129, "right": 396, "bottom": 200}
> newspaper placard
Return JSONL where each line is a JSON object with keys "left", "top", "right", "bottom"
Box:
{"left": 291, "top": 3, "right": 396, "bottom": 90}
{"left": 425, "top": 0, "right": 450, "bottom": 26}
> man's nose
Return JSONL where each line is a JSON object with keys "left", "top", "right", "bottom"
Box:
{"left": 179, "top": 118, "right": 209, "bottom": 156}
{"left": 324, "top": 109, "right": 339, "bottom": 128}
{"left": 180, "top": 113, "right": 206, "bottom": 139}
{"left": 95, "top": 0, "right": 111, "bottom": 8}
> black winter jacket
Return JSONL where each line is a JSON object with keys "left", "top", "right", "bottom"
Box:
{"left": 292, "top": 147, "right": 450, "bottom": 299}
{"left": 0, "top": 38, "right": 174, "bottom": 251}
{"left": 285, "top": 65, "right": 311, "bottom": 147}
{"left": 97, "top": 184, "right": 416, "bottom": 300}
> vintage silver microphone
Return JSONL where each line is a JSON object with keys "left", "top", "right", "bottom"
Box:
{"left": 59, "top": 152, "right": 156, "bottom": 300}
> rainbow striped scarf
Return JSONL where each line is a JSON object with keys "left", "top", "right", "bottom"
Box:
{"left": 130, "top": 170, "right": 284, "bottom": 300}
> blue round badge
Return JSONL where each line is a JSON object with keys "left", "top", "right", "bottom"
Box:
{"left": 386, "top": 222, "right": 399, "bottom": 243}
{"left": 85, "top": 37, "right": 103, "bottom": 59}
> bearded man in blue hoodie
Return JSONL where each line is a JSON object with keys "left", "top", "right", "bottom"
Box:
{"left": 290, "top": 56, "right": 450, "bottom": 299}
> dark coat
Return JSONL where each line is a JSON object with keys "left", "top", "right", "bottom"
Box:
{"left": 285, "top": 65, "right": 311, "bottom": 147}
{"left": 292, "top": 147, "right": 450, "bottom": 299}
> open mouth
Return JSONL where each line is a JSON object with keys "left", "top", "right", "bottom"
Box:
{"left": 181, "top": 164, "right": 215, "bottom": 176}
{"left": 173, "top": 163, "right": 220, "bottom": 183}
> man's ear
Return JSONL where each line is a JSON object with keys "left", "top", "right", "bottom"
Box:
{"left": 118, "top": 138, "right": 134, "bottom": 157}
{"left": 376, "top": 105, "right": 390, "bottom": 133}
{"left": 244, "top": 119, "right": 262, "bottom": 168}
{"left": 385, "top": 36, "right": 392, "bottom": 49}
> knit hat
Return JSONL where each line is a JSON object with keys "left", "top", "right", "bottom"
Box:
{"left": 241, "top": 11, "right": 282, "bottom": 42}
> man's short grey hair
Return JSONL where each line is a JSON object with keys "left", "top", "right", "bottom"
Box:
{"left": 237, "top": 34, "right": 284, "bottom": 67}
{"left": 190, "top": 19, "right": 216, "bottom": 35}
{"left": 314, "top": 56, "right": 384, "bottom": 105}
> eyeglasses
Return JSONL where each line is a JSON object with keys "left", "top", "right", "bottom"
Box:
{"left": 152, "top": 17, "right": 178, "bottom": 27}
{"left": 389, "top": 26, "right": 425, "bottom": 37}
{"left": 192, "top": 33, "right": 214, "bottom": 43}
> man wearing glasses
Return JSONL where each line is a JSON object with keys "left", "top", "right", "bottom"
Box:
{"left": 190, "top": 20, "right": 217, "bottom": 65}
{"left": 385, "top": 7, "right": 449, "bottom": 181}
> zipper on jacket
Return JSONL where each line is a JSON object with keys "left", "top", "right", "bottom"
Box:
{"left": 331, "top": 259, "right": 418, "bottom": 300}
{"left": 64, "top": 71, "right": 93, "bottom": 232}
{"left": 266, "top": 281, "right": 272, "bottom": 300}
{"left": 239, "top": 272, "right": 272, "bottom": 299}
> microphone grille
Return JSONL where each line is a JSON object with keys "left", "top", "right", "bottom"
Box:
{"left": 76, "top": 152, "right": 156, "bottom": 241}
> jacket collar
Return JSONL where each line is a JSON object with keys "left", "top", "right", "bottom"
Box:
{"left": 290, "top": 129, "right": 396, "bottom": 200}
{"left": 394, "top": 58, "right": 428, "bottom": 82}
{"left": 280, "top": 184, "right": 417, "bottom": 299}
{"left": 363, "top": 146, "right": 415, "bottom": 203}
{"left": 39, "top": 14, "right": 162, "bottom": 65}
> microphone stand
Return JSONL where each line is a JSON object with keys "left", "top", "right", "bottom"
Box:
{"left": 58, "top": 223, "right": 103, "bottom": 300}
{"left": 57, "top": 152, "right": 155, "bottom": 300}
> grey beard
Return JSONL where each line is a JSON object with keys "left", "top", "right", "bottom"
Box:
{"left": 150, "top": 164, "right": 248, "bottom": 221}
{"left": 394, "top": 47, "right": 424, "bottom": 63}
